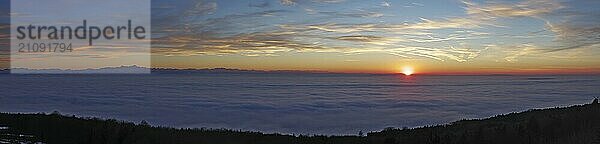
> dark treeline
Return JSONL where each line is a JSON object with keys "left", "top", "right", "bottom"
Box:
{"left": 0, "top": 112, "right": 363, "bottom": 144}
{"left": 368, "top": 99, "right": 600, "bottom": 144}
{"left": 1, "top": 100, "right": 599, "bottom": 144}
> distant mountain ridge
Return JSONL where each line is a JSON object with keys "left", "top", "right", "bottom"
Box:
{"left": 9, "top": 65, "right": 150, "bottom": 74}
{"left": 3, "top": 66, "right": 330, "bottom": 74}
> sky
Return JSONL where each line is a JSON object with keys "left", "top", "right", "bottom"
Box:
{"left": 2, "top": 0, "right": 600, "bottom": 74}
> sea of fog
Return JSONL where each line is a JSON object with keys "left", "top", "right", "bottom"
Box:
{"left": 1, "top": 73, "right": 599, "bottom": 135}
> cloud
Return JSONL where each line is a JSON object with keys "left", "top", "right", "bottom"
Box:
{"left": 156, "top": 0, "right": 482, "bottom": 60}
{"left": 314, "top": 0, "right": 345, "bottom": 3}
{"left": 381, "top": 1, "right": 391, "bottom": 7}
{"left": 402, "top": 2, "right": 424, "bottom": 8}
{"left": 462, "top": 0, "right": 599, "bottom": 55}
{"left": 333, "top": 35, "right": 402, "bottom": 46}
{"left": 481, "top": 42, "right": 596, "bottom": 63}
{"left": 462, "top": 0, "right": 600, "bottom": 58}
{"left": 464, "top": 0, "right": 562, "bottom": 18}
{"left": 317, "top": 10, "right": 384, "bottom": 18}
{"left": 284, "top": 0, "right": 563, "bottom": 34}
{"left": 280, "top": 0, "right": 345, "bottom": 6}
{"left": 155, "top": 9, "right": 291, "bottom": 35}
{"left": 544, "top": 13, "right": 600, "bottom": 52}
{"left": 280, "top": 0, "right": 297, "bottom": 6}
{"left": 154, "top": 11, "right": 484, "bottom": 62}
{"left": 386, "top": 46, "right": 481, "bottom": 62}
{"left": 310, "top": 0, "right": 559, "bottom": 32}
{"left": 154, "top": 23, "right": 482, "bottom": 61}
{"left": 394, "top": 0, "right": 562, "bottom": 30}
{"left": 335, "top": 35, "right": 384, "bottom": 42}
{"left": 153, "top": 30, "right": 339, "bottom": 56}
{"left": 185, "top": 0, "right": 217, "bottom": 16}
{"left": 500, "top": 44, "right": 542, "bottom": 62}
{"left": 249, "top": 0, "right": 270, "bottom": 8}
{"left": 153, "top": 0, "right": 592, "bottom": 63}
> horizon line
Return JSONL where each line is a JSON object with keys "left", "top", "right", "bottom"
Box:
{"left": 2, "top": 66, "right": 600, "bottom": 76}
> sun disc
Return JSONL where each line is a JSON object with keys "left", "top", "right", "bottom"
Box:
{"left": 402, "top": 66, "right": 414, "bottom": 76}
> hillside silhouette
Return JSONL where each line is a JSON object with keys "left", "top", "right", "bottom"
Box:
{"left": 1, "top": 99, "right": 599, "bottom": 144}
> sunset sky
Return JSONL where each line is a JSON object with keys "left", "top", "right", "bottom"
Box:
{"left": 2, "top": 0, "right": 600, "bottom": 74}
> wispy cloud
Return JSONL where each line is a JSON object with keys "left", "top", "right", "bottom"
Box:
{"left": 185, "top": 0, "right": 217, "bottom": 16}
{"left": 280, "top": 0, "right": 296, "bottom": 6}
{"left": 500, "top": 44, "right": 543, "bottom": 62}
{"left": 464, "top": 0, "right": 600, "bottom": 60}
{"left": 545, "top": 14, "right": 600, "bottom": 52}
{"left": 280, "top": 0, "right": 345, "bottom": 6}
{"left": 150, "top": 0, "right": 600, "bottom": 64}
{"left": 317, "top": 10, "right": 384, "bottom": 18}
{"left": 249, "top": 0, "right": 270, "bottom": 8}
{"left": 463, "top": 0, "right": 562, "bottom": 18}
{"left": 402, "top": 2, "right": 424, "bottom": 8}
{"left": 334, "top": 35, "right": 385, "bottom": 42}
{"left": 153, "top": 1, "right": 492, "bottom": 62}
{"left": 381, "top": 1, "right": 391, "bottom": 7}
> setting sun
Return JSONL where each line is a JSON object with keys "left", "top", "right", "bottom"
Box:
{"left": 402, "top": 66, "right": 414, "bottom": 76}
